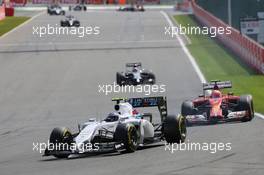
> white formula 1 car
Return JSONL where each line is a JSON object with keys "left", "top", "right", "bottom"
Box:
{"left": 47, "top": 5, "right": 65, "bottom": 15}
{"left": 43, "top": 97, "right": 186, "bottom": 158}
{"left": 60, "top": 15, "right": 80, "bottom": 27}
{"left": 116, "top": 62, "right": 156, "bottom": 86}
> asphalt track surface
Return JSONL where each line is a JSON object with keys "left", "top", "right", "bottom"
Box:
{"left": 0, "top": 10, "right": 264, "bottom": 175}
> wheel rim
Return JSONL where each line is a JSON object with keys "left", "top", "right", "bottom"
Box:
{"left": 128, "top": 126, "right": 137, "bottom": 149}
{"left": 179, "top": 116, "right": 186, "bottom": 141}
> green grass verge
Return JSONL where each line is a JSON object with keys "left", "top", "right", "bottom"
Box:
{"left": 0, "top": 16, "right": 30, "bottom": 36}
{"left": 174, "top": 15, "right": 264, "bottom": 114}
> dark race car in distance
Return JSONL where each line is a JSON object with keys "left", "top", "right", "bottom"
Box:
{"left": 60, "top": 15, "right": 80, "bottom": 27}
{"left": 116, "top": 62, "right": 155, "bottom": 86}
{"left": 181, "top": 80, "right": 254, "bottom": 125}
{"left": 69, "top": 4, "right": 87, "bottom": 11}
{"left": 47, "top": 5, "right": 65, "bottom": 15}
{"left": 117, "top": 5, "right": 145, "bottom": 12}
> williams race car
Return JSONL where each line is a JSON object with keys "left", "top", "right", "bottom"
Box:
{"left": 181, "top": 80, "right": 254, "bottom": 125}
{"left": 47, "top": 5, "right": 65, "bottom": 15}
{"left": 60, "top": 15, "right": 80, "bottom": 27}
{"left": 43, "top": 96, "right": 186, "bottom": 158}
{"left": 69, "top": 4, "right": 87, "bottom": 11}
{"left": 116, "top": 63, "right": 155, "bottom": 86}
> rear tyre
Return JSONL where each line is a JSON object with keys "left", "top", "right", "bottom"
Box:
{"left": 148, "top": 74, "right": 156, "bottom": 84}
{"left": 163, "top": 115, "right": 186, "bottom": 144}
{"left": 114, "top": 124, "right": 138, "bottom": 153}
{"left": 238, "top": 95, "right": 254, "bottom": 122}
{"left": 49, "top": 127, "right": 73, "bottom": 158}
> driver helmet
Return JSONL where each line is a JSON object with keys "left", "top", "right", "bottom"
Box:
{"left": 104, "top": 112, "right": 119, "bottom": 122}
{"left": 211, "top": 90, "right": 222, "bottom": 99}
{"left": 132, "top": 66, "right": 139, "bottom": 73}
{"left": 205, "top": 90, "right": 212, "bottom": 97}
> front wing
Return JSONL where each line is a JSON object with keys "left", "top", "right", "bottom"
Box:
{"left": 186, "top": 110, "right": 247, "bottom": 125}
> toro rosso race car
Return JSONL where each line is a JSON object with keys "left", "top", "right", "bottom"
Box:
{"left": 47, "top": 5, "right": 65, "bottom": 15}
{"left": 60, "top": 15, "right": 80, "bottom": 27}
{"left": 116, "top": 63, "right": 155, "bottom": 86}
{"left": 181, "top": 80, "right": 254, "bottom": 125}
{"left": 43, "top": 97, "right": 186, "bottom": 158}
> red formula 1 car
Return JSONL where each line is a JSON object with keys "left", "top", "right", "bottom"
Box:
{"left": 181, "top": 80, "right": 254, "bottom": 125}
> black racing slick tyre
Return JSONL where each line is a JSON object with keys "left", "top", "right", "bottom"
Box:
{"left": 114, "top": 123, "right": 138, "bottom": 153}
{"left": 163, "top": 115, "right": 186, "bottom": 144}
{"left": 181, "top": 101, "right": 195, "bottom": 116}
{"left": 60, "top": 21, "right": 66, "bottom": 27}
{"left": 49, "top": 127, "right": 73, "bottom": 158}
{"left": 148, "top": 73, "right": 156, "bottom": 84}
{"left": 238, "top": 95, "right": 254, "bottom": 122}
{"left": 74, "top": 22, "right": 80, "bottom": 27}
{"left": 116, "top": 72, "right": 124, "bottom": 86}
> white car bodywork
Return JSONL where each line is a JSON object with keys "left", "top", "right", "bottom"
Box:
{"left": 74, "top": 102, "right": 154, "bottom": 153}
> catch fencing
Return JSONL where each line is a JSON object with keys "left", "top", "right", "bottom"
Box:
{"left": 191, "top": 0, "right": 264, "bottom": 74}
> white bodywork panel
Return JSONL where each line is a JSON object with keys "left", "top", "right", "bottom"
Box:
{"left": 74, "top": 102, "right": 155, "bottom": 151}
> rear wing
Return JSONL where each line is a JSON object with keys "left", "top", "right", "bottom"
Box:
{"left": 127, "top": 96, "right": 167, "bottom": 122}
{"left": 203, "top": 80, "right": 232, "bottom": 90}
{"left": 112, "top": 98, "right": 127, "bottom": 104}
{"left": 126, "top": 62, "right": 142, "bottom": 67}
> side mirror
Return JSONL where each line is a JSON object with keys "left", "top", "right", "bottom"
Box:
{"left": 114, "top": 104, "right": 120, "bottom": 111}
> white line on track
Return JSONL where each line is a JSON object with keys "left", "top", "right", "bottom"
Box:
{"left": 160, "top": 11, "right": 206, "bottom": 83}
{"left": 0, "top": 11, "right": 45, "bottom": 39}
{"left": 255, "top": 113, "right": 264, "bottom": 120}
{"left": 0, "top": 40, "right": 178, "bottom": 47}
{"left": 160, "top": 11, "right": 264, "bottom": 120}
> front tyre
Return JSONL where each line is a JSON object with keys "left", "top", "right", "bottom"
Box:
{"left": 114, "top": 124, "right": 138, "bottom": 153}
{"left": 181, "top": 101, "right": 195, "bottom": 116}
{"left": 116, "top": 72, "right": 124, "bottom": 86}
{"left": 49, "top": 127, "right": 73, "bottom": 158}
{"left": 163, "top": 115, "right": 186, "bottom": 144}
{"left": 60, "top": 21, "right": 66, "bottom": 27}
{"left": 238, "top": 95, "right": 254, "bottom": 122}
